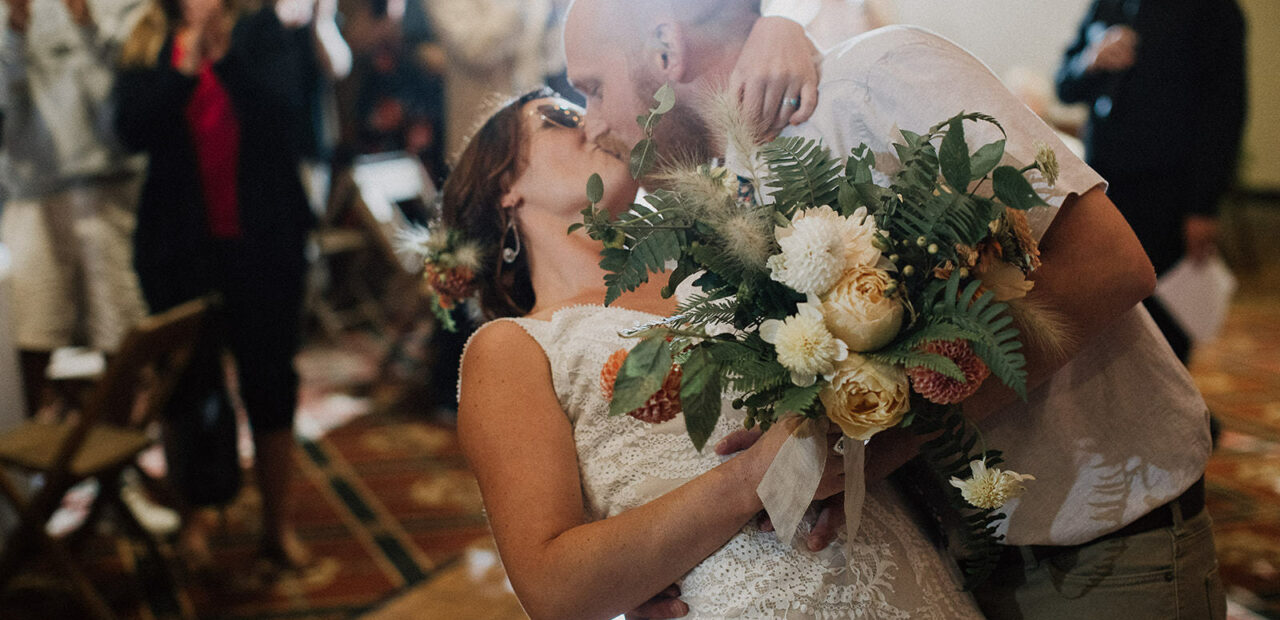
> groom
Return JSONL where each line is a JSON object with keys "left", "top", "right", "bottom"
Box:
{"left": 563, "top": 0, "right": 1222, "bottom": 617}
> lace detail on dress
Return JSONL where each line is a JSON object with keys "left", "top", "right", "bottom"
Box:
{"left": 463, "top": 305, "right": 982, "bottom": 619}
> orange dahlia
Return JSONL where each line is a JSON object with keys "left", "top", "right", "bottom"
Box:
{"left": 907, "top": 339, "right": 991, "bottom": 405}
{"left": 599, "top": 348, "right": 683, "bottom": 423}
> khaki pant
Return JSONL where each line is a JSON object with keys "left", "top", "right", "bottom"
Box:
{"left": 975, "top": 506, "right": 1225, "bottom": 619}
{"left": 0, "top": 176, "right": 148, "bottom": 352}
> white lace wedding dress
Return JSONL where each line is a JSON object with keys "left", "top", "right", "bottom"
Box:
{"left": 482, "top": 305, "right": 984, "bottom": 619}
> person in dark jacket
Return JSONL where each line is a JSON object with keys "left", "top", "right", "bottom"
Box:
{"left": 115, "top": 0, "right": 318, "bottom": 567}
{"left": 1056, "top": 0, "right": 1247, "bottom": 361}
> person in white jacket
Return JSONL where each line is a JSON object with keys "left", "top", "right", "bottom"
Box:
{"left": 428, "top": 0, "right": 563, "bottom": 158}
{"left": 0, "top": 0, "right": 148, "bottom": 416}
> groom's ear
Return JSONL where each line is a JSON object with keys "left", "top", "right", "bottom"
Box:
{"left": 648, "top": 21, "right": 688, "bottom": 83}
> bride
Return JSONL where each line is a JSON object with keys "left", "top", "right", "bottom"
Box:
{"left": 447, "top": 88, "right": 984, "bottom": 619}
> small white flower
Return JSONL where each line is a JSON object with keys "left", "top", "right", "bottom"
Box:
{"left": 949, "top": 460, "right": 1035, "bottom": 510}
{"left": 769, "top": 205, "right": 882, "bottom": 296}
{"left": 1034, "top": 141, "right": 1060, "bottom": 187}
{"left": 759, "top": 299, "right": 849, "bottom": 387}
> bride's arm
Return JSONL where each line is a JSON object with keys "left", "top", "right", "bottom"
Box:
{"left": 459, "top": 321, "right": 827, "bottom": 620}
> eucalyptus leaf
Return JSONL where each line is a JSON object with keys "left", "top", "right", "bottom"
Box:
{"left": 837, "top": 182, "right": 863, "bottom": 216}
{"left": 846, "top": 144, "right": 875, "bottom": 184}
{"left": 651, "top": 83, "right": 676, "bottom": 115}
{"left": 630, "top": 138, "right": 657, "bottom": 179}
{"left": 680, "top": 346, "right": 722, "bottom": 451}
{"left": 939, "top": 117, "right": 971, "bottom": 192}
{"left": 992, "top": 166, "right": 1049, "bottom": 210}
{"left": 609, "top": 337, "right": 672, "bottom": 417}
{"left": 586, "top": 173, "right": 604, "bottom": 203}
{"left": 969, "top": 140, "right": 1005, "bottom": 182}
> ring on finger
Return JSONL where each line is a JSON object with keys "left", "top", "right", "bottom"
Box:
{"left": 783, "top": 97, "right": 801, "bottom": 108}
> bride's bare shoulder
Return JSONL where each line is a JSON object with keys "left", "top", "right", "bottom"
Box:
{"left": 459, "top": 320, "right": 551, "bottom": 394}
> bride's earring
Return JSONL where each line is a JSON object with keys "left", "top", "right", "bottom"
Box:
{"left": 501, "top": 215, "right": 521, "bottom": 263}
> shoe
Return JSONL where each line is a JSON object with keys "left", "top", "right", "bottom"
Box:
{"left": 120, "top": 473, "right": 180, "bottom": 536}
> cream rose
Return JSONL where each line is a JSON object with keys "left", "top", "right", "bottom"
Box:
{"left": 820, "top": 266, "right": 904, "bottom": 352}
{"left": 819, "top": 354, "right": 910, "bottom": 440}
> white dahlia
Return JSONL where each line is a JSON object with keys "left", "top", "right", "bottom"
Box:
{"left": 759, "top": 300, "right": 849, "bottom": 387}
{"left": 768, "top": 205, "right": 883, "bottom": 296}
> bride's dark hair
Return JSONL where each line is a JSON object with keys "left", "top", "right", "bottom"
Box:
{"left": 441, "top": 89, "right": 553, "bottom": 319}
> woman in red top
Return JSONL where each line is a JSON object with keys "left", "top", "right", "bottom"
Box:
{"left": 117, "top": 0, "right": 320, "bottom": 568}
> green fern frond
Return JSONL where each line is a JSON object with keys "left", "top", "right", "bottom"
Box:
{"left": 761, "top": 137, "right": 843, "bottom": 215}
{"left": 867, "top": 350, "right": 965, "bottom": 382}
{"left": 927, "top": 277, "right": 1028, "bottom": 398}
{"left": 600, "top": 228, "right": 683, "bottom": 305}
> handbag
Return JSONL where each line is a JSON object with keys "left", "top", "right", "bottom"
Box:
{"left": 162, "top": 304, "right": 243, "bottom": 508}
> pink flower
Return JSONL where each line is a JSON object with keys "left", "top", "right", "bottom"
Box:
{"left": 907, "top": 340, "right": 991, "bottom": 405}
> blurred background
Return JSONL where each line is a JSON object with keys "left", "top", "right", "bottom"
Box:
{"left": 0, "top": 0, "right": 1276, "bottom": 618}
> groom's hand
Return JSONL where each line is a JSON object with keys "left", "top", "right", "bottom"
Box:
{"left": 715, "top": 429, "right": 844, "bottom": 551}
{"left": 625, "top": 584, "right": 688, "bottom": 619}
{"left": 732, "top": 16, "right": 820, "bottom": 138}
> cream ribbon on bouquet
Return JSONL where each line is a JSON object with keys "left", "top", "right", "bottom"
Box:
{"left": 756, "top": 417, "right": 866, "bottom": 552}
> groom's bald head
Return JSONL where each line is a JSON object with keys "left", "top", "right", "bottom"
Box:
{"left": 564, "top": 0, "right": 757, "bottom": 161}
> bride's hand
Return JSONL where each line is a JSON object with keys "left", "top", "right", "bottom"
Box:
{"left": 724, "top": 419, "right": 845, "bottom": 500}
{"left": 624, "top": 584, "right": 688, "bottom": 619}
{"left": 718, "top": 424, "right": 847, "bottom": 549}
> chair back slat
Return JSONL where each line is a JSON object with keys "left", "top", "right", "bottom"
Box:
{"left": 46, "top": 296, "right": 216, "bottom": 473}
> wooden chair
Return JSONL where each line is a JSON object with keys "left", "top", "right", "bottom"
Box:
{"left": 309, "top": 152, "right": 437, "bottom": 340}
{"left": 0, "top": 296, "right": 215, "bottom": 620}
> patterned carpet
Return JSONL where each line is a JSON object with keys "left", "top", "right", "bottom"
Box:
{"left": 1195, "top": 261, "right": 1280, "bottom": 619}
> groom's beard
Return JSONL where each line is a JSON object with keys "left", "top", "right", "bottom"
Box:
{"left": 631, "top": 72, "right": 716, "bottom": 177}
{"left": 651, "top": 102, "right": 715, "bottom": 168}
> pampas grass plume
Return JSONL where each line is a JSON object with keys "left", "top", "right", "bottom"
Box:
{"left": 1004, "top": 295, "right": 1075, "bottom": 362}
{"left": 715, "top": 210, "right": 775, "bottom": 271}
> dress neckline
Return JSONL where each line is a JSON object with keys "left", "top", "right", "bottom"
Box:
{"left": 519, "top": 303, "right": 668, "bottom": 325}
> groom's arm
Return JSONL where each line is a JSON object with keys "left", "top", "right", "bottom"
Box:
{"left": 866, "top": 185, "right": 1156, "bottom": 481}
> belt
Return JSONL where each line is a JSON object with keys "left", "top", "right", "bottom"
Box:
{"left": 1097, "top": 476, "right": 1205, "bottom": 542}
{"left": 1011, "top": 477, "right": 1205, "bottom": 564}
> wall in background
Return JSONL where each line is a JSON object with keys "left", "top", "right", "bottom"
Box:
{"left": 1237, "top": 0, "right": 1279, "bottom": 191}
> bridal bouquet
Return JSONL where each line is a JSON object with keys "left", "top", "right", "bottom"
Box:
{"left": 581, "top": 86, "right": 1065, "bottom": 587}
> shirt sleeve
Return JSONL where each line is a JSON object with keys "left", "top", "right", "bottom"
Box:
{"left": 860, "top": 28, "right": 1106, "bottom": 240}
{"left": 760, "top": 0, "right": 822, "bottom": 27}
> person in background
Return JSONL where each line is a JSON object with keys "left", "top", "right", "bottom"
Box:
{"left": 1056, "top": 0, "right": 1247, "bottom": 362}
{"left": 761, "top": 0, "right": 890, "bottom": 51}
{"left": 0, "top": 0, "right": 149, "bottom": 417}
{"left": 278, "top": 0, "right": 350, "bottom": 216}
{"left": 340, "top": 0, "right": 447, "bottom": 183}
{"left": 427, "top": 0, "right": 563, "bottom": 160}
{"left": 115, "top": 0, "right": 320, "bottom": 568}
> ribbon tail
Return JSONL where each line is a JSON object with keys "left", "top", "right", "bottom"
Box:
{"left": 756, "top": 418, "right": 825, "bottom": 546}
{"left": 842, "top": 439, "right": 867, "bottom": 546}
